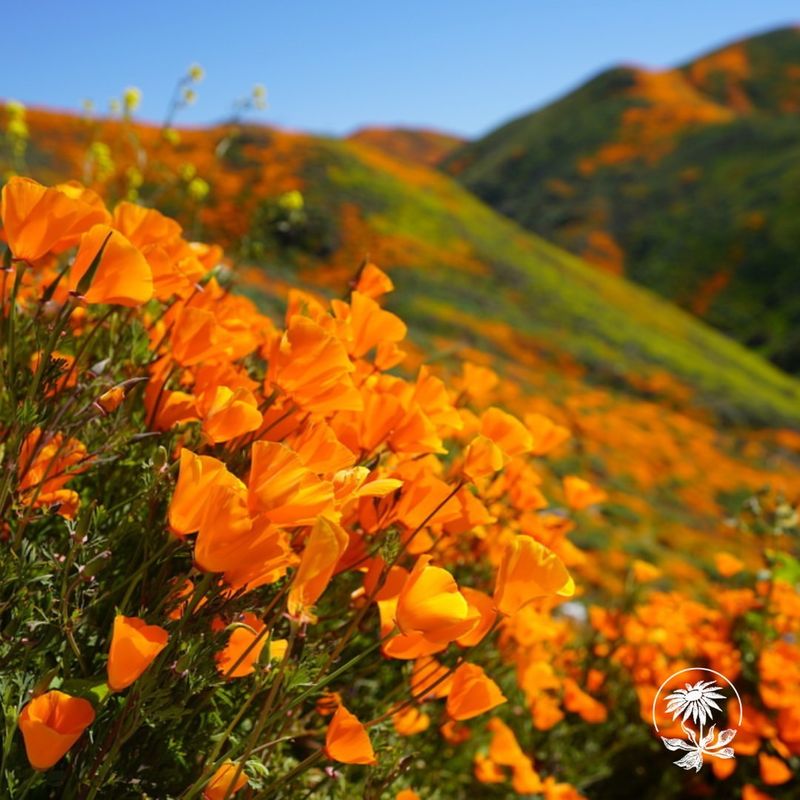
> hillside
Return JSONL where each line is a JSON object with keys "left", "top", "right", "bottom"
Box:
{"left": 9, "top": 105, "right": 800, "bottom": 589}
{"left": 6, "top": 104, "right": 800, "bottom": 799}
{"left": 442, "top": 26, "right": 800, "bottom": 371}
{"left": 348, "top": 125, "right": 464, "bottom": 167}
{"left": 15, "top": 105, "right": 800, "bottom": 426}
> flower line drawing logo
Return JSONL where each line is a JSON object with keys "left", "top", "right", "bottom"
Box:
{"left": 652, "top": 668, "right": 743, "bottom": 773}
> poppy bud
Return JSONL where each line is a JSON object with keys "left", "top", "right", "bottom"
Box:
{"left": 107, "top": 615, "right": 169, "bottom": 692}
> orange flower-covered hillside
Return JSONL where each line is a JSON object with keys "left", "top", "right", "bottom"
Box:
{"left": 2, "top": 87, "right": 800, "bottom": 799}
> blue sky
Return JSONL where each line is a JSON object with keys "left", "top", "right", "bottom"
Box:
{"left": 4, "top": 1, "right": 798, "bottom": 137}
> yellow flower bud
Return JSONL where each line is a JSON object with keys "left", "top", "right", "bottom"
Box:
{"left": 123, "top": 86, "right": 142, "bottom": 113}
{"left": 187, "top": 177, "right": 210, "bottom": 202}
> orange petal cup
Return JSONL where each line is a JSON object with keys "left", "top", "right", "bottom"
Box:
{"left": 18, "top": 690, "right": 95, "bottom": 770}
{"left": 107, "top": 615, "right": 169, "bottom": 692}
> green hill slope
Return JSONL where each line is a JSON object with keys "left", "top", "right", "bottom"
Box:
{"left": 250, "top": 136, "right": 800, "bottom": 427}
{"left": 442, "top": 27, "right": 800, "bottom": 372}
{"left": 12, "top": 107, "right": 800, "bottom": 427}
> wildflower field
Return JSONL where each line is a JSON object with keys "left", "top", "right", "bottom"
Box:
{"left": 1, "top": 66, "right": 799, "bottom": 800}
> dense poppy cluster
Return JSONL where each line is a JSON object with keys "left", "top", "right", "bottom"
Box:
{"left": 0, "top": 176, "right": 604, "bottom": 798}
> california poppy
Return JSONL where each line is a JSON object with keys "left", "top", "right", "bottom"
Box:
{"left": 524, "top": 412, "right": 571, "bottom": 456}
{"left": 324, "top": 704, "right": 376, "bottom": 765}
{"left": 202, "top": 761, "right": 248, "bottom": 799}
{"left": 215, "top": 613, "right": 267, "bottom": 678}
{"left": 493, "top": 536, "right": 574, "bottom": 616}
{"left": 392, "top": 705, "right": 430, "bottom": 736}
{"left": 462, "top": 435, "right": 506, "bottom": 482}
{"left": 169, "top": 450, "right": 244, "bottom": 536}
{"left": 563, "top": 475, "right": 607, "bottom": 510}
{"left": 248, "top": 441, "right": 334, "bottom": 526}
{"left": 198, "top": 385, "right": 262, "bottom": 443}
{"left": 355, "top": 262, "right": 394, "bottom": 298}
{"left": 69, "top": 224, "right": 153, "bottom": 306}
{"left": 18, "top": 690, "right": 95, "bottom": 770}
{"left": 268, "top": 315, "right": 362, "bottom": 414}
{"left": 446, "top": 663, "right": 506, "bottom": 720}
{"left": 287, "top": 516, "right": 349, "bottom": 617}
{"left": 396, "top": 556, "right": 473, "bottom": 643}
{"left": 480, "top": 407, "right": 532, "bottom": 458}
{"left": 1, "top": 176, "right": 108, "bottom": 263}
{"left": 759, "top": 752, "right": 792, "bottom": 785}
{"left": 107, "top": 615, "right": 169, "bottom": 692}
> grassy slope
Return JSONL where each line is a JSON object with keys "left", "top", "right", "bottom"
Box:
{"left": 279, "top": 137, "right": 800, "bottom": 426}
{"left": 14, "top": 107, "right": 800, "bottom": 426}
{"left": 442, "top": 27, "right": 800, "bottom": 371}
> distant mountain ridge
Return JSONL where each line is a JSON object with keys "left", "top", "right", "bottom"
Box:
{"left": 442, "top": 26, "right": 800, "bottom": 371}
{"left": 348, "top": 126, "right": 464, "bottom": 167}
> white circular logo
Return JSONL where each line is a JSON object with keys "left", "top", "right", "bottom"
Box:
{"left": 651, "top": 667, "right": 743, "bottom": 772}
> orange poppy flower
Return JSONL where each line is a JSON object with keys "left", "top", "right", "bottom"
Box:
{"left": 456, "top": 588, "right": 497, "bottom": 647}
{"left": 324, "top": 704, "right": 376, "bottom": 765}
{"left": 144, "top": 380, "right": 200, "bottom": 432}
{"left": 524, "top": 412, "right": 571, "bottom": 456}
{"left": 446, "top": 663, "right": 506, "bottom": 720}
{"left": 1, "top": 176, "right": 108, "bottom": 262}
{"left": 563, "top": 475, "right": 607, "bottom": 510}
{"left": 712, "top": 755, "right": 736, "bottom": 780}
{"left": 30, "top": 350, "right": 77, "bottom": 395}
{"left": 316, "top": 691, "right": 342, "bottom": 716}
{"left": 248, "top": 441, "right": 334, "bottom": 526}
{"left": 194, "top": 483, "right": 252, "bottom": 574}
{"left": 217, "top": 517, "right": 297, "bottom": 592}
{"left": 287, "top": 516, "right": 349, "bottom": 617}
{"left": 392, "top": 705, "right": 430, "bottom": 736}
{"left": 107, "top": 615, "right": 169, "bottom": 692}
{"left": 288, "top": 422, "right": 357, "bottom": 474}
{"left": 396, "top": 556, "right": 474, "bottom": 643}
{"left": 333, "top": 291, "right": 407, "bottom": 358}
{"left": 562, "top": 678, "right": 607, "bottom": 723}
{"left": 395, "top": 790, "right": 421, "bottom": 800}
{"left": 95, "top": 386, "right": 125, "bottom": 414}
{"left": 759, "top": 752, "right": 792, "bottom": 785}
{"left": 462, "top": 435, "right": 506, "bottom": 482}
{"left": 17, "top": 428, "right": 87, "bottom": 518}
{"left": 268, "top": 315, "right": 362, "bottom": 414}
{"left": 215, "top": 613, "right": 266, "bottom": 678}
{"left": 531, "top": 695, "right": 564, "bottom": 730}
{"left": 202, "top": 761, "right": 248, "bottom": 800}
{"left": 632, "top": 559, "right": 661, "bottom": 583}
{"left": 112, "top": 201, "right": 182, "bottom": 249}
{"left": 170, "top": 306, "right": 229, "bottom": 366}
{"left": 512, "top": 759, "right": 544, "bottom": 794}
{"left": 69, "top": 224, "right": 153, "bottom": 306}
{"left": 355, "top": 262, "right": 394, "bottom": 298}
{"left": 487, "top": 717, "right": 525, "bottom": 766}
{"left": 480, "top": 407, "right": 533, "bottom": 458}
{"left": 169, "top": 450, "right": 244, "bottom": 536}
{"left": 410, "top": 656, "right": 454, "bottom": 700}
{"left": 440, "top": 719, "right": 471, "bottom": 744}
{"left": 715, "top": 552, "right": 745, "bottom": 577}
{"left": 198, "top": 385, "right": 262, "bottom": 443}
{"left": 18, "top": 690, "right": 95, "bottom": 770}
{"left": 474, "top": 753, "right": 505, "bottom": 783}
{"left": 493, "top": 535, "right": 574, "bottom": 616}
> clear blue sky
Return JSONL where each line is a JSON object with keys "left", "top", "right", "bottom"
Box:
{"left": 4, "top": 1, "right": 798, "bottom": 137}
